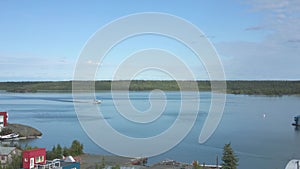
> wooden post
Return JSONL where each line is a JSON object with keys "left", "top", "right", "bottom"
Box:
{"left": 216, "top": 155, "right": 219, "bottom": 169}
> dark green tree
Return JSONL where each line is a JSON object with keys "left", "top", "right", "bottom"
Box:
{"left": 69, "top": 140, "right": 84, "bottom": 156}
{"left": 0, "top": 154, "right": 22, "bottom": 169}
{"left": 56, "top": 144, "right": 62, "bottom": 158}
{"left": 222, "top": 143, "right": 239, "bottom": 169}
{"left": 23, "top": 144, "right": 38, "bottom": 150}
{"left": 46, "top": 140, "right": 83, "bottom": 160}
{"left": 52, "top": 145, "right": 56, "bottom": 151}
{"left": 47, "top": 144, "right": 62, "bottom": 160}
{"left": 100, "top": 157, "right": 105, "bottom": 169}
{"left": 63, "top": 146, "right": 70, "bottom": 156}
{"left": 46, "top": 147, "right": 55, "bottom": 160}
{"left": 112, "top": 164, "right": 120, "bottom": 169}
{"left": 10, "top": 154, "right": 22, "bottom": 169}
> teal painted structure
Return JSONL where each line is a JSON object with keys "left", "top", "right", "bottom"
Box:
{"left": 61, "top": 162, "right": 80, "bottom": 169}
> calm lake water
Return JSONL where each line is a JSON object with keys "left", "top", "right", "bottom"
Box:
{"left": 0, "top": 91, "right": 300, "bottom": 169}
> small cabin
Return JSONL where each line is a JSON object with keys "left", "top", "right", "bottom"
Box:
{"left": 22, "top": 148, "right": 80, "bottom": 169}
{"left": 0, "top": 147, "right": 21, "bottom": 166}
{"left": 22, "top": 148, "right": 46, "bottom": 169}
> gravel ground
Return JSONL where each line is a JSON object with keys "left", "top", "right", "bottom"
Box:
{"left": 80, "top": 154, "right": 137, "bottom": 169}
{"left": 80, "top": 154, "right": 196, "bottom": 169}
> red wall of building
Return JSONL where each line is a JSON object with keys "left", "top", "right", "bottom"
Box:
{"left": 0, "top": 112, "right": 8, "bottom": 126}
{"left": 22, "top": 148, "right": 46, "bottom": 169}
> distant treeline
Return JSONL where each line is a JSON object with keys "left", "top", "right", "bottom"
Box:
{"left": 0, "top": 80, "right": 300, "bottom": 95}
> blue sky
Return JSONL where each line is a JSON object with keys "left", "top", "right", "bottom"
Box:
{"left": 0, "top": 0, "right": 299, "bottom": 81}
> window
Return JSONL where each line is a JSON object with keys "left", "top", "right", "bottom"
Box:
{"left": 35, "top": 156, "right": 44, "bottom": 163}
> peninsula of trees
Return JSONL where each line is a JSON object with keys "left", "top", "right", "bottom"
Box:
{"left": 0, "top": 80, "right": 299, "bottom": 96}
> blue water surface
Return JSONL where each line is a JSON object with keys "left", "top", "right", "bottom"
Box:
{"left": 0, "top": 91, "right": 299, "bottom": 169}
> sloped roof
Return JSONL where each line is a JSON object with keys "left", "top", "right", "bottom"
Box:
{"left": 0, "top": 147, "right": 16, "bottom": 156}
{"left": 65, "top": 156, "right": 75, "bottom": 162}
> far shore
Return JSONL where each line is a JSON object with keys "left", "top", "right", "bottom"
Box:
{"left": 1, "top": 80, "right": 300, "bottom": 96}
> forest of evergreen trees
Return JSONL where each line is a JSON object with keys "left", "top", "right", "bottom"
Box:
{"left": 0, "top": 80, "right": 299, "bottom": 95}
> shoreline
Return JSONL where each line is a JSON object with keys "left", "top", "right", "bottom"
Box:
{"left": 1, "top": 80, "right": 300, "bottom": 96}
{"left": 80, "top": 153, "right": 220, "bottom": 169}
{"left": 5, "top": 123, "right": 42, "bottom": 139}
{"left": 1, "top": 89, "right": 298, "bottom": 97}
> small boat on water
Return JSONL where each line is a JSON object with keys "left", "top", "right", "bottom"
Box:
{"left": 292, "top": 115, "right": 300, "bottom": 126}
{"left": 93, "top": 99, "right": 102, "bottom": 104}
{"left": 0, "top": 133, "right": 19, "bottom": 140}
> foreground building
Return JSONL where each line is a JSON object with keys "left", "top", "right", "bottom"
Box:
{"left": 0, "top": 112, "right": 8, "bottom": 131}
{"left": 22, "top": 148, "right": 46, "bottom": 169}
{"left": 22, "top": 148, "right": 80, "bottom": 169}
{"left": 0, "top": 146, "right": 21, "bottom": 167}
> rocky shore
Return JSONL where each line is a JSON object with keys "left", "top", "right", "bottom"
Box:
{"left": 6, "top": 123, "right": 42, "bottom": 138}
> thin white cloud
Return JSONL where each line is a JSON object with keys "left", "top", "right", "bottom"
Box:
{"left": 244, "top": 26, "right": 265, "bottom": 31}
{"left": 247, "top": 0, "right": 300, "bottom": 42}
{"left": 216, "top": 0, "right": 300, "bottom": 80}
{"left": 0, "top": 53, "right": 75, "bottom": 81}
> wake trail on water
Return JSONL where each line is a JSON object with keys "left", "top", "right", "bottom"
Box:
{"left": 5, "top": 95, "right": 102, "bottom": 104}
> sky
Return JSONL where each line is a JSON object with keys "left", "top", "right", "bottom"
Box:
{"left": 0, "top": 0, "right": 299, "bottom": 81}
